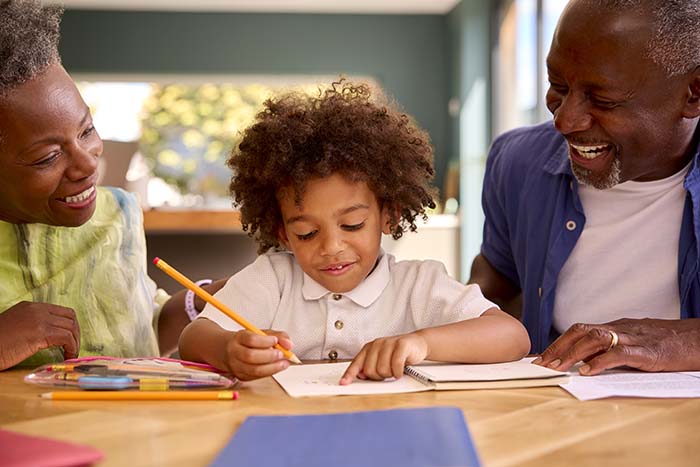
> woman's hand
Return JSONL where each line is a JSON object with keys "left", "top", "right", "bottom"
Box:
{"left": 339, "top": 332, "right": 429, "bottom": 385}
{"left": 224, "top": 329, "right": 294, "bottom": 381}
{"left": 0, "top": 301, "right": 80, "bottom": 371}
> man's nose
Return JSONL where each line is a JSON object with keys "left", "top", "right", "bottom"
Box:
{"left": 553, "top": 93, "right": 593, "bottom": 135}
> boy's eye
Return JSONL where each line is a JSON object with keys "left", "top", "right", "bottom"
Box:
{"left": 342, "top": 222, "right": 365, "bottom": 231}
{"left": 296, "top": 230, "right": 318, "bottom": 241}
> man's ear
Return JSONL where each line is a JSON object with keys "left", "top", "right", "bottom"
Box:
{"left": 682, "top": 67, "right": 700, "bottom": 118}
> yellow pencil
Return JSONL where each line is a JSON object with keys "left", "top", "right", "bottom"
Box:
{"left": 153, "top": 257, "right": 302, "bottom": 364}
{"left": 40, "top": 390, "right": 239, "bottom": 401}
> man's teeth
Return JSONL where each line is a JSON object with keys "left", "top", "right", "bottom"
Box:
{"left": 329, "top": 265, "right": 344, "bottom": 270}
{"left": 64, "top": 186, "right": 95, "bottom": 203}
{"left": 571, "top": 143, "right": 610, "bottom": 159}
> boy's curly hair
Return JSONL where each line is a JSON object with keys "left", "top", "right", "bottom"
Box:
{"left": 228, "top": 79, "right": 437, "bottom": 254}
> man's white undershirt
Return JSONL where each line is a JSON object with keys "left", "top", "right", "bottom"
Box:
{"left": 553, "top": 162, "right": 689, "bottom": 333}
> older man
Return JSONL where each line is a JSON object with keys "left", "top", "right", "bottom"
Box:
{"left": 470, "top": 0, "right": 700, "bottom": 375}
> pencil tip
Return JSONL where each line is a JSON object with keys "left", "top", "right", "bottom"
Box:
{"left": 290, "top": 355, "right": 302, "bottom": 364}
{"left": 152, "top": 257, "right": 160, "bottom": 264}
{"left": 39, "top": 393, "right": 51, "bottom": 399}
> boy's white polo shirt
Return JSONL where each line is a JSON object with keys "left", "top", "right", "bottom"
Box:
{"left": 198, "top": 251, "right": 497, "bottom": 360}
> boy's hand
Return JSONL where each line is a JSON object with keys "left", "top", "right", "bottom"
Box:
{"left": 224, "top": 329, "right": 294, "bottom": 381}
{"left": 339, "top": 332, "right": 429, "bottom": 385}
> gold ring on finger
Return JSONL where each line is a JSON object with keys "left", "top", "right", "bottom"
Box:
{"left": 606, "top": 329, "right": 619, "bottom": 352}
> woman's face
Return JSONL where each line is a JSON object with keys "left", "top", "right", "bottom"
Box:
{"left": 0, "top": 63, "right": 103, "bottom": 226}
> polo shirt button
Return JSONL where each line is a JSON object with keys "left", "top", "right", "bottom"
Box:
{"left": 332, "top": 294, "right": 342, "bottom": 301}
{"left": 328, "top": 350, "right": 338, "bottom": 360}
{"left": 334, "top": 320, "right": 344, "bottom": 330}
{"left": 566, "top": 220, "right": 577, "bottom": 231}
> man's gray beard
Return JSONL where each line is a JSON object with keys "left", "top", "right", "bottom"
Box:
{"left": 570, "top": 156, "right": 622, "bottom": 190}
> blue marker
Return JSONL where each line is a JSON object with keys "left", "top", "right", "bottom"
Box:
{"left": 77, "top": 376, "right": 133, "bottom": 390}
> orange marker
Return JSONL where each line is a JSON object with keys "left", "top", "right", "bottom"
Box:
{"left": 153, "top": 257, "right": 302, "bottom": 364}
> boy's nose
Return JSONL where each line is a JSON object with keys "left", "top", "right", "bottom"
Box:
{"left": 320, "top": 232, "right": 345, "bottom": 256}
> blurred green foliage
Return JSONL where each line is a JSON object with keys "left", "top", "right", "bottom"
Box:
{"left": 139, "top": 83, "right": 273, "bottom": 197}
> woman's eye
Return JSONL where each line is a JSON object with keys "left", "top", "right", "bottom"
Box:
{"left": 342, "top": 222, "right": 365, "bottom": 231}
{"left": 33, "top": 152, "right": 60, "bottom": 166}
{"left": 296, "top": 231, "right": 317, "bottom": 241}
{"left": 81, "top": 125, "right": 96, "bottom": 138}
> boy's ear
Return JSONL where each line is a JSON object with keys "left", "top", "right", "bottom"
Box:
{"left": 682, "top": 66, "right": 700, "bottom": 119}
{"left": 277, "top": 225, "right": 290, "bottom": 249}
{"left": 380, "top": 205, "right": 393, "bottom": 235}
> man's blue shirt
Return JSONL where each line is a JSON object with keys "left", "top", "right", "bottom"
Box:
{"left": 481, "top": 121, "right": 700, "bottom": 353}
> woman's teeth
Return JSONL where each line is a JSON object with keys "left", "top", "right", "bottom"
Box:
{"left": 571, "top": 143, "right": 610, "bottom": 159}
{"left": 63, "top": 186, "right": 95, "bottom": 203}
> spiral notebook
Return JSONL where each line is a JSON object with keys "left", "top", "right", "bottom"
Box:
{"left": 273, "top": 357, "right": 569, "bottom": 397}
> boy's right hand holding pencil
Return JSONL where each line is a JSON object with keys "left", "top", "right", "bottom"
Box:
{"left": 180, "top": 317, "right": 297, "bottom": 381}
{"left": 224, "top": 328, "right": 296, "bottom": 381}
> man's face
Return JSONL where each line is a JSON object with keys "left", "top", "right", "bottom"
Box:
{"left": 545, "top": 3, "right": 699, "bottom": 189}
{"left": 277, "top": 173, "right": 391, "bottom": 293}
{"left": 0, "top": 63, "right": 103, "bottom": 226}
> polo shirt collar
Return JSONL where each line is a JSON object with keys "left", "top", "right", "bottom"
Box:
{"left": 302, "top": 251, "right": 390, "bottom": 307}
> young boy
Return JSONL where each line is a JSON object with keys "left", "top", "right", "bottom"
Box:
{"left": 179, "top": 80, "right": 530, "bottom": 384}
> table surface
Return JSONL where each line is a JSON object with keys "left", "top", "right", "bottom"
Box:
{"left": 1, "top": 368, "right": 698, "bottom": 467}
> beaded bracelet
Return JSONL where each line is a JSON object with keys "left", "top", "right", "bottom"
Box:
{"left": 184, "top": 279, "right": 213, "bottom": 321}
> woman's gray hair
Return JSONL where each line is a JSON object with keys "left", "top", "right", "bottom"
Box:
{"left": 0, "top": 0, "right": 63, "bottom": 95}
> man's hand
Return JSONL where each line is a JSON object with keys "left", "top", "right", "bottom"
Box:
{"left": 224, "top": 329, "right": 294, "bottom": 381}
{"left": 0, "top": 301, "right": 80, "bottom": 371}
{"left": 533, "top": 318, "right": 700, "bottom": 375}
{"left": 339, "top": 332, "right": 429, "bottom": 385}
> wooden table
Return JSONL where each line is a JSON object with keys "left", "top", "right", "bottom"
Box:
{"left": 1, "top": 369, "right": 698, "bottom": 466}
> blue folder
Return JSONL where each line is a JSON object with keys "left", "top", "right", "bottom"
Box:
{"left": 210, "top": 406, "right": 481, "bottom": 467}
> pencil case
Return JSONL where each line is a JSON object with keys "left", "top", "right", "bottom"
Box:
{"left": 24, "top": 356, "right": 237, "bottom": 390}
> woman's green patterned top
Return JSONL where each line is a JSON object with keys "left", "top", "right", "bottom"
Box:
{"left": 0, "top": 187, "right": 169, "bottom": 367}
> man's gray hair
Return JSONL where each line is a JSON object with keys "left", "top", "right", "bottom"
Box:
{"left": 587, "top": 0, "right": 700, "bottom": 76}
{"left": 0, "top": 0, "right": 63, "bottom": 95}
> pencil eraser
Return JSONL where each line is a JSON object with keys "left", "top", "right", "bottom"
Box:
{"left": 152, "top": 257, "right": 160, "bottom": 264}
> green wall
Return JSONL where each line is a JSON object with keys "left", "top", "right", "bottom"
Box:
{"left": 447, "top": 0, "right": 493, "bottom": 279}
{"left": 59, "top": 10, "right": 451, "bottom": 193}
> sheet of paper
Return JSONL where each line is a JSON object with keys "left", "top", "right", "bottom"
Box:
{"left": 560, "top": 370, "right": 700, "bottom": 400}
{"left": 272, "top": 362, "right": 430, "bottom": 397}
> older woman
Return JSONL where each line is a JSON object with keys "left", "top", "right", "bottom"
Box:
{"left": 0, "top": 0, "right": 223, "bottom": 370}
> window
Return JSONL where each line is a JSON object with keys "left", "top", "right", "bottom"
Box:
{"left": 493, "top": 0, "right": 568, "bottom": 134}
{"left": 78, "top": 75, "right": 375, "bottom": 208}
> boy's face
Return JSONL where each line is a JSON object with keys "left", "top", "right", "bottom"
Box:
{"left": 277, "top": 173, "right": 391, "bottom": 293}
